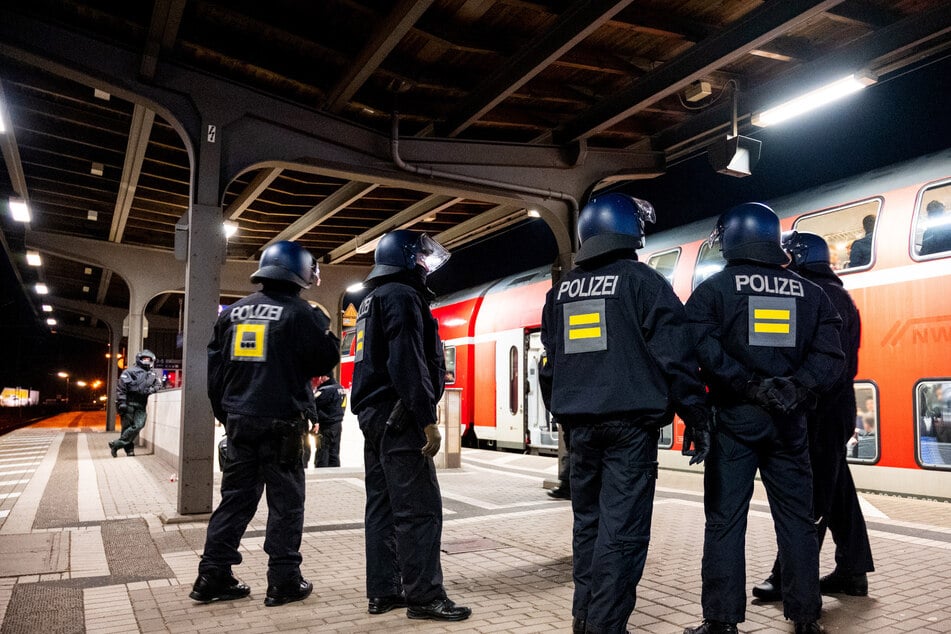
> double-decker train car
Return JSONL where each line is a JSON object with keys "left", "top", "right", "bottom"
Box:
{"left": 341, "top": 149, "right": 951, "bottom": 498}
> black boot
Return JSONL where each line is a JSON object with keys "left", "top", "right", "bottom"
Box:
{"left": 547, "top": 484, "right": 571, "bottom": 500}
{"left": 795, "top": 621, "right": 824, "bottom": 633}
{"left": 264, "top": 578, "right": 313, "bottom": 607}
{"left": 572, "top": 617, "right": 586, "bottom": 633}
{"left": 406, "top": 597, "right": 472, "bottom": 621}
{"left": 368, "top": 594, "right": 406, "bottom": 614}
{"left": 752, "top": 573, "right": 782, "bottom": 601}
{"left": 684, "top": 621, "right": 738, "bottom": 634}
{"left": 109, "top": 442, "right": 118, "bottom": 458}
{"left": 189, "top": 571, "right": 251, "bottom": 603}
{"left": 820, "top": 571, "right": 868, "bottom": 596}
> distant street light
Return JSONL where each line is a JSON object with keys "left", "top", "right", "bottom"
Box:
{"left": 57, "top": 371, "right": 70, "bottom": 402}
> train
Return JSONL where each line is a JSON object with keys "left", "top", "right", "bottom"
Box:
{"left": 340, "top": 148, "right": 951, "bottom": 499}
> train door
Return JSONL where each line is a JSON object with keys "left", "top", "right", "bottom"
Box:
{"left": 525, "top": 332, "right": 558, "bottom": 454}
{"left": 494, "top": 328, "right": 525, "bottom": 450}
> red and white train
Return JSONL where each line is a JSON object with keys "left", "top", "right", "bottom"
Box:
{"left": 341, "top": 149, "right": 951, "bottom": 499}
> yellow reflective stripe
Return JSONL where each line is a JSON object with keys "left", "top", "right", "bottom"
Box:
{"left": 569, "top": 327, "right": 602, "bottom": 339}
{"left": 754, "top": 308, "right": 790, "bottom": 320}
{"left": 568, "top": 313, "right": 600, "bottom": 326}
{"left": 754, "top": 323, "right": 790, "bottom": 333}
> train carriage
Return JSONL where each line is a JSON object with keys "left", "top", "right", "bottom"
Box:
{"left": 341, "top": 149, "right": 951, "bottom": 498}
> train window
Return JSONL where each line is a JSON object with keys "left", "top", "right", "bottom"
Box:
{"left": 646, "top": 248, "right": 680, "bottom": 285}
{"left": 444, "top": 346, "right": 456, "bottom": 384}
{"left": 340, "top": 330, "right": 356, "bottom": 355}
{"left": 793, "top": 199, "right": 881, "bottom": 271}
{"left": 912, "top": 182, "right": 951, "bottom": 259}
{"left": 692, "top": 241, "right": 725, "bottom": 290}
{"left": 508, "top": 346, "right": 519, "bottom": 415}
{"left": 848, "top": 383, "right": 880, "bottom": 463}
{"left": 915, "top": 380, "right": 951, "bottom": 469}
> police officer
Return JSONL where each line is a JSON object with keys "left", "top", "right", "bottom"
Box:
{"left": 190, "top": 240, "right": 339, "bottom": 607}
{"left": 350, "top": 230, "right": 471, "bottom": 622}
{"left": 540, "top": 193, "right": 711, "bottom": 634}
{"left": 312, "top": 375, "right": 345, "bottom": 468}
{"left": 683, "top": 204, "right": 845, "bottom": 634}
{"left": 752, "top": 231, "right": 874, "bottom": 602}
{"left": 109, "top": 349, "right": 162, "bottom": 457}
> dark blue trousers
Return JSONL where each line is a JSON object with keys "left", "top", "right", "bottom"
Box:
{"left": 701, "top": 410, "right": 821, "bottom": 624}
{"left": 360, "top": 403, "right": 445, "bottom": 604}
{"left": 315, "top": 421, "right": 342, "bottom": 467}
{"left": 199, "top": 414, "right": 306, "bottom": 586}
{"left": 569, "top": 422, "right": 659, "bottom": 634}
{"left": 768, "top": 395, "right": 874, "bottom": 585}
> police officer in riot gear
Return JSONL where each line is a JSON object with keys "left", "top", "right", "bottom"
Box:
{"left": 350, "top": 230, "right": 471, "bottom": 622}
{"left": 191, "top": 240, "right": 339, "bottom": 607}
{"left": 109, "top": 349, "right": 162, "bottom": 457}
{"left": 540, "top": 193, "right": 711, "bottom": 634}
{"left": 752, "top": 232, "right": 874, "bottom": 602}
{"left": 683, "top": 204, "right": 845, "bottom": 634}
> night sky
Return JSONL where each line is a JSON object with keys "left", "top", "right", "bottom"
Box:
{"left": 3, "top": 55, "right": 950, "bottom": 396}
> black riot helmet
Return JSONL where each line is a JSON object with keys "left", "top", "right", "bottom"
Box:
{"left": 781, "top": 230, "right": 830, "bottom": 267}
{"left": 575, "top": 193, "right": 656, "bottom": 264}
{"left": 365, "top": 230, "right": 450, "bottom": 282}
{"left": 708, "top": 202, "right": 789, "bottom": 265}
{"left": 250, "top": 240, "right": 319, "bottom": 289}
{"left": 136, "top": 350, "right": 156, "bottom": 370}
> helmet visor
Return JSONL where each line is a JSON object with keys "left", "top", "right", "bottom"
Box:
{"left": 415, "top": 234, "right": 451, "bottom": 273}
{"left": 631, "top": 197, "right": 656, "bottom": 226}
{"left": 706, "top": 221, "right": 724, "bottom": 250}
{"left": 311, "top": 260, "right": 321, "bottom": 287}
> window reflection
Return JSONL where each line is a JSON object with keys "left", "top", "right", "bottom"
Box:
{"left": 913, "top": 183, "right": 951, "bottom": 258}
{"left": 917, "top": 380, "right": 951, "bottom": 468}
{"left": 692, "top": 242, "right": 726, "bottom": 290}
{"left": 848, "top": 383, "right": 879, "bottom": 463}
{"left": 793, "top": 199, "right": 881, "bottom": 272}
{"left": 646, "top": 248, "right": 680, "bottom": 286}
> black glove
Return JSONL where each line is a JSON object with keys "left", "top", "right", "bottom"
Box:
{"left": 682, "top": 425, "right": 710, "bottom": 465}
{"left": 117, "top": 403, "right": 128, "bottom": 414}
{"left": 749, "top": 377, "right": 811, "bottom": 415}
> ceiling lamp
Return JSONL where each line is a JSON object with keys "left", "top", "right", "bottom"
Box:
{"left": 35, "top": 283, "right": 49, "bottom": 294}
{"left": 9, "top": 198, "right": 30, "bottom": 222}
{"left": 751, "top": 71, "right": 877, "bottom": 127}
{"left": 26, "top": 250, "right": 42, "bottom": 266}
{"left": 223, "top": 221, "right": 238, "bottom": 238}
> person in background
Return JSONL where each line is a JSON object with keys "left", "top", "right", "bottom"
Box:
{"left": 540, "top": 352, "right": 571, "bottom": 501}
{"left": 311, "top": 375, "right": 345, "bottom": 468}
{"left": 540, "top": 193, "right": 711, "bottom": 634}
{"left": 846, "top": 214, "right": 875, "bottom": 268}
{"left": 752, "top": 231, "right": 874, "bottom": 604}
{"left": 350, "top": 230, "right": 471, "bottom": 622}
{"left": 683, "top": 203, "right": 844, "bottom": 634}
{"left": 109, "top": 349, "right": 162, "bottom": 457}
{"left": 920, "top": 200, "right": 951, "bottom": 256}
{"left": 190, "top": 240, "right": 339, "bottom": 607}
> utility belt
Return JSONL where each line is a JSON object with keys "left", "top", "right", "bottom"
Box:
{"left": 558, "top": 410, "right": 670, "bottom": 430}
{"left": 218, "top": 413, "right": 307, "bottom": 471}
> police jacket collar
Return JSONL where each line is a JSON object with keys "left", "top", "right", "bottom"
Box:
{"left": 365, "top": 269, "right": 436, "bottom": 302}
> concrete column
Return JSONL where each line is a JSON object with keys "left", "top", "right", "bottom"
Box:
{"left": 176, "top": 107, "right": 225, "bottom": 516}
{"left": 106, "top": 327, "right": 122, "bottom": 432}
{"left": 176, "top": 202, "right": 224, "bottom": 515}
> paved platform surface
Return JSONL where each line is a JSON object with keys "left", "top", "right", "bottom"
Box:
{"left": 1, "top": 412, "right": 951, "bottom": 633}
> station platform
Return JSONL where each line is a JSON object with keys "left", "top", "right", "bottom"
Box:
{"left": 1, "top": 413, "right": 950, "bottom": 633}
